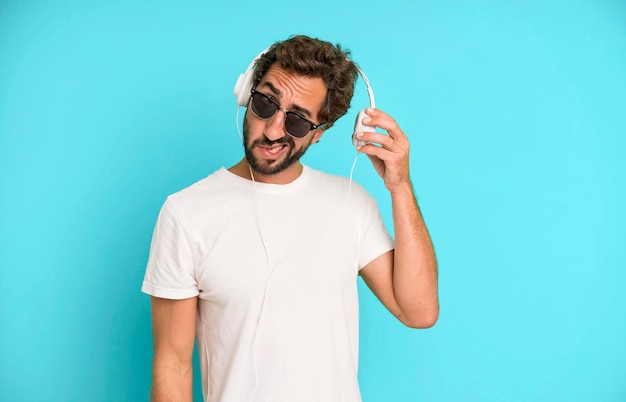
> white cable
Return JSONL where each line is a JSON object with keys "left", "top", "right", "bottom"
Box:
{"left": 345, "top": 65, "right": 373, "bottom": 206}
{"left": 236, "top": 106, "right": 243, "bottom": 142}
{"left": 345, "top": 151, "right": 361, "bottom": 208}
{"left": 236, "top": 109, "right": 271, "bottom": 402}
{"left": 235, "top": 68, "right": 365, "bottom": 398}
{"left": 247, "top": 167, "right": 271, "bottom": 402}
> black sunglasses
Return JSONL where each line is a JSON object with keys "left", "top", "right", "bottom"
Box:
{"left": 249, "top": 88, "right": 326, "bottom": 138}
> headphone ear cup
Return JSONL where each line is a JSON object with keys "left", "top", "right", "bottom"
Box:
{"left": 234, "top": 47, "right": 270, "bottom": 107}
{"left": 233, "top": 68, "right": 255, "bottom": 107}
{"left": 353, "top": 109, "right": 375, "bottom": 147}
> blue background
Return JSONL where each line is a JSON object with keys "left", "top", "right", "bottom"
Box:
{"left": 2, "top": 0, "right": 625, "bottom": 401}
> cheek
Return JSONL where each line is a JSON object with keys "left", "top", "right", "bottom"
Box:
{"left": 311, "top": 130, "right": 323, "bottom": 144}
{"left": 245, "top": 110, "right": 265, "bottom": 131}
{"left": 243, "top": 114, "right": 265, "bottom": 137}
{"left": 291, "top": 138, "right": 312, "bottom": 153}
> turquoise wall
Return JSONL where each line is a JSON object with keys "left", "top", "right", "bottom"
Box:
{"left": 2, "top": 0, "right": 625, "bottom": 401}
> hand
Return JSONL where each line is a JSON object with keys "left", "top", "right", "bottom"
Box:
{"left": 355, "top": 108, "right": 412, "bottom": 193}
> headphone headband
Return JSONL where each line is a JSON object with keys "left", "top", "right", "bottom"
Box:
{"left": 233, "top": 49, "right": 375, "bottom": 110}
{"left": 354, "top": 66, "right": 375, "bottom": 109}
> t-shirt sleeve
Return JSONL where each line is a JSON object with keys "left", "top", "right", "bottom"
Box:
{"left": 141, "top": 198, "right": 199, "bottom": 299}
{"left": 357, "top": 190, "right": 395, "bottom": 270}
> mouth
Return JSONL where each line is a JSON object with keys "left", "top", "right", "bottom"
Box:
{"left": 258, "top": 142, "right": 289, "bottom": 158}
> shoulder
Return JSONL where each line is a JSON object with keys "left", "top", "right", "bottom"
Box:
{"left": 156, "top": 168, "right": 244, "bottom": 225}
{"left": 166, "top": 168, "right": 236, "bottom": 207}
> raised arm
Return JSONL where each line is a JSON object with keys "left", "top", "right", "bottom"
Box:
{"left": 356, "top": 108, "right": 439, "bottom": 328}
{"left": 150, "top": 296, "right": 197, "bottom": 402}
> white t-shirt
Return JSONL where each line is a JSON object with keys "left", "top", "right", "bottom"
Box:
{"left": 142, "top": 165, "right": 394, "bottom": 402}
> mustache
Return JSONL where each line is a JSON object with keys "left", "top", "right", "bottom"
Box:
{"left": 252, "top": 136, "right": 294, "bottom": 147}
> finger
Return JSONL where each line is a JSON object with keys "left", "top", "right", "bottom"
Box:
{"left": 356, "top": 132, "right": 410, "bottom": 173}
{"left": 358, "top": 143, "right": 408, "bottom": 173}
{"left": 355, "top": 131, "right": 398, "bottom": 150}
{"left": 361, "top": 108, "right": 408, "bottom": 145}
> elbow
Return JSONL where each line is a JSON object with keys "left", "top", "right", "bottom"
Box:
{"left": 402, "top": 314, "right": 438, "bottom": 329}
{"left": 399, "top": 305, "right": 439, "bottom": 329}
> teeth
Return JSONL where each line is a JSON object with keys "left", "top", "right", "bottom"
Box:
{"left": 269, "top": 145, "right": 284, "bottom": 154}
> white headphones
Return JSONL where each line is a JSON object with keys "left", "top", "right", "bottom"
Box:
{"left": 233, "top": 48, "right": 376, "bottom": 147}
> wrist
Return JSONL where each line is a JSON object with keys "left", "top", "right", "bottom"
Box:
{"left": 387, "top": 179, "right": 414, "bottom": 197}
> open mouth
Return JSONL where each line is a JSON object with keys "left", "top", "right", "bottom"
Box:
{"left": 260, "top": 143, "right": 288, "bottom": 157}
{"left": 269, "top": 144, "right": 285, "bottom": 154}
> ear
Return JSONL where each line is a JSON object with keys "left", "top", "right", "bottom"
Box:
{"left": 311, "top": 127, "right": 326, "bottom": 144}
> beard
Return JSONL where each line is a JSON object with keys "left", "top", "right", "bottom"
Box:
{"left": 243, "top": 118, "right": 313, "bottom": 176}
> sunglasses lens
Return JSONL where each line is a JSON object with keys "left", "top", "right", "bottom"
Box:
{"left": 250, "top": 90, "right": 318, "bottom": 138}
{"left": 251, "top": 92, "right": 278, "bottom": 118}
{"left": 284, "top": 114, "right": 311, "bottom": 138}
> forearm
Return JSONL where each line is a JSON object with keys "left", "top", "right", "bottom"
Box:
{"left": 150, "top": 355, "right": 193, "bottom": 402}
{"left": 149, "top": 296, "right": 197, "bottom": 401}
{"left": 390, "top": 181, "right": 439, "bottom": 327}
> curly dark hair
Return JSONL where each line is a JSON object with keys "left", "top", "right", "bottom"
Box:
{"left": 253, "top": 35, "right": 358, "bottom": 129}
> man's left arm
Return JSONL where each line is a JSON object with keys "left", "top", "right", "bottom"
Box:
{"left": 356, "top": 108, "right": 439, "bottom": 328}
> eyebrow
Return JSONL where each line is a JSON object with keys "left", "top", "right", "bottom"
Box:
{"left": 259, "top": 81, "right": 315, "bottom": 119}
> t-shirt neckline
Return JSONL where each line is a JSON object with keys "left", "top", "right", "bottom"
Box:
{"left": 218, "top": 165, "right": 311, "bottom": 194}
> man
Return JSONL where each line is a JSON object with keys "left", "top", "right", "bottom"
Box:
{"left": 142, "top": 35, "right": 438, "bottom": 402}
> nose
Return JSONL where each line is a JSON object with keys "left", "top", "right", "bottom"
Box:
{"left": 263, "top": 109, "right": 287, "bottom": 141}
